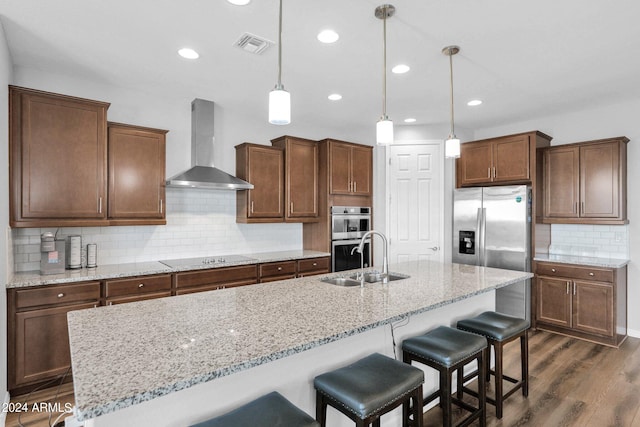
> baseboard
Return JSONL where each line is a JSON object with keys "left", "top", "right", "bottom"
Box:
{"left": 627, "top": 328, "right": 640, "bottom": 338}
{"left": 0, "top": 391, "right": 10, "bottom": 427}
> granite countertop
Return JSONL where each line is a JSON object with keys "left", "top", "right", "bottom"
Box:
{"left": 534, "top": 253, "right": 629, "bottom": 268}
{"left": 67, "top": 260, "right": 533, "bottom": 421}
{"left": 7, "top": 250, "right": 330, "bottom": 289}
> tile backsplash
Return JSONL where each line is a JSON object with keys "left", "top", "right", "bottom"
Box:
{"left": 11, "top": 189, "right": 302, "bottom": 273}
{"left": 549, "top": 224, "right": 629, "bottom": 259}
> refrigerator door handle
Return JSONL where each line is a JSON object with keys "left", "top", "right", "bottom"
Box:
{"left": 477, "top": 207, "right": 487, "bottom": 266}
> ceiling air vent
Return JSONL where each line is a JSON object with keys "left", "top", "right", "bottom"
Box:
{"left": 234, "top": 33, "right": 272, "bottom": 54}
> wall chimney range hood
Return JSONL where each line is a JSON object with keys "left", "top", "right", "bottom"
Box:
{"left": 166, "top": 99, "right": 254, "bottom": 190}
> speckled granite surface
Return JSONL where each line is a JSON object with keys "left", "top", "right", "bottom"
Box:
{"left": 534, "top": 253, "right": 629, "bottom": 268}
{"left": 67, "top": 260, "right": 532, "bottom": 421}
{"left": 7, "top": 250, "right": 330, "bottom": 288}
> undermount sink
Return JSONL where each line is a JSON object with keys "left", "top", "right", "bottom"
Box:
{"left": 350, "top": 272, "right": 410, "bottom": 283}
{"left": 321, "top": 272, "right": 410, "bottom": 286}
{"left": 320, "top": 277, "right": 363, "bottom": 287}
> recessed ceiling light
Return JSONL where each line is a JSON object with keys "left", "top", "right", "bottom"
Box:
{"left": 227, "top": 0, "right": 251, "bottom": 5}
{"left": 328, "top": 93, "right": 342, "bottom": 101}
{"left": 178, "top": 48, "right": 199, "bottom": 59}
{"left": 392, "top": 64, "right": 410, "bottom": 74}
{"left": 317, "top": 30, "right": 339, "bottom": 44}
{"left": 404, "top": 118, "right": 417, "bottom": 123}
{"left": 467, "top": 99, "right": 483, "bottom": 106}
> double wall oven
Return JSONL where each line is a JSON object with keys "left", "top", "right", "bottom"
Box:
{"left": 331, "top": 206, "right": 371, "bottom": 272}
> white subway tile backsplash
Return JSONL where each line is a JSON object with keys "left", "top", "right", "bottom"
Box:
{"left": 549, "top": 224, "right": 629, "bottom": 259}
{"left": 11, "top": 189, "right": 303, "bottom": 272}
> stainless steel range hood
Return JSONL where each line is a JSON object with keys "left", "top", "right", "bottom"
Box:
{"left": 166, "top": 99, "right": 254, "bottom": 190}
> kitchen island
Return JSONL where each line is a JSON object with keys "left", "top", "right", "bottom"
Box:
{"left": 67, "top": 260, "right": 533, "bottom": 426}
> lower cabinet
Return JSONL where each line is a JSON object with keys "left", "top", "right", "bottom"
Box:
{"left": 297, "top": 257, "right": 330, "bottom": 277}
{"left": 535, "top": 262, "right": 626, "bottom": 347}
{"left": 259, "top": 261, "right": 297, "bottom": 283}
{"left": 8, "top": 281, "right": 100, "bottom": 393}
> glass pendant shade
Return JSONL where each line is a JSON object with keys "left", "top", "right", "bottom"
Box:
{"left": 445, "top": 137, "right": 461, "bottom": 158}
{"left": 376, "top": 117, "right": 394, "bottom": 145}
{"left": 268, "top": 86, "right": 290, "bottom": 125}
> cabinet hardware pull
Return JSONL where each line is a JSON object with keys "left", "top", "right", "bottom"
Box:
{"left": 353, "top": 181, "right": 357, "bottom": 192}
{"left": 488, "top": 168, "right": 491, "bottom": 178}
{"left": 573, "top": 282, "right": 576, "bottom": 295}
{"left": 589, "top": 272, "right": 594, "bottom": 276}
{"left": 160, "top": 199, "right": 163, "bottom": 214}
{"left": 277, "top": 267, "right": 282, "bottom": 271}
{"left": 93, "top": 304, "right": 97, "bottom": 308}
{"left": 313, "top": 262, "right": 317, "bottom": 266}
{"left": 551, "top": 268, "right": 556, "bottom": 272}
{"left": 493, "top": 167, "right": 496, "bottom": 178}
{"left": 138, "top": 283, "right": 144, "bottom": 288}
{"left": 566, "top": 281, "right": 570, "bottom": 294}
{"left": 581, "top": 202, "right": 585, "bottom": 215}
{"left": 251, "top": 201, "right": 254, "bottom": 214}
{"left": 290, "top": 202, "right": 294, "bottom": 214}
{"left": 108, "top": 301, "right": 113, "bottom": 306}
{"left": 57, "top": 293, "right": 64, "bottom": 298}
{"left": 98, "top": 197, "right": 102, "bottom": 214}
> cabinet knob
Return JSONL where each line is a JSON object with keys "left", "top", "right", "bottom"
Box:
{"left": 589, "top": 272, "right": 594, "bottom": 276}
{"left": 312, "top": 262, "right": 317, "bottom": 266}
{"left": 551, "top": 268, "right": 556, "bottom": 273}
{"left": 277, "top": 267, "right": 283, "bottom": 271}
{"left": 138, "top": 283, "right": 145, "bottom": 288}
{"left": 57, "top": 293, "right": 64, "bottom": 298}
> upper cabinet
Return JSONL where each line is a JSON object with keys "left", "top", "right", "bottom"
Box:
{"left": 325, "top": 139, "right": 372, "bottom": 196}
{"left": 9, "top": 86, "right": 110, "bottom": 227}
{"left": 457, "top": 132, "right": 551, "bottom": 187}
{"left": 271, "top": 136, "right": 319, "bottom": 222}
{"left": 235, "top": 143, "right": 284, "bottom": 223}
{"left": 107, "top": 123, "right": 167, "bottom": 225}
{"left": 543, "top": 137, "right": 628, "bottom": 224}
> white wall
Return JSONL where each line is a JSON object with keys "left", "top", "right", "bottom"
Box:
{"left": 0, "top": 20, "right": 14, "bottom": 412}
{"left": 472, "top": 98, "right": 640, "bottom": 336}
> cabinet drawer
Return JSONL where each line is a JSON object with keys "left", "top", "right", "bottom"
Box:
{"left": 175, "top": 265, "right": 258, "bottom": 289}
{"left": 259, "top": 261, "right": 297, "bottom": 278}
{"left": 104, "top": 274, "right": 171, "bottom": 298}
{"left": 106, "top": 291, "right": 172, "bottom": 305}
{"left": 298, "top": 257, "right": 330, "bottom": 274}
{"left": 15, "top": 282, "right": 101, "bottom": 310}
{"left": 536, "top": 262, "right": 614, "bottom": 282}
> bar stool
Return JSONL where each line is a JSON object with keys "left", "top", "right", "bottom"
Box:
{"left": 456, "top": 311, "right": 529, "bottom": 419}
{"left": 314, "top": 352, "right": 424, "bottom": 427}
{"left": 190, "top": 391, "right": 319, "bottom": 427}
{"left": 402, "top": 325, "right": 488, "bottom": 427}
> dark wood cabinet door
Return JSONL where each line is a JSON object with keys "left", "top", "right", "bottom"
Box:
{"left": 493, "top": 135, "right": 530, "bottom": 182}
{"left": 580, "top": 142, "right": 620, "bottom": 219}
{"left": 286, "top": 138, "right": 318, "bottom": 219}
{"left": 573, "top": 280, "right": 614, "bottom": 337}
{"left": 536, "top": 276, "right": 571, "bottom": 328}
{"left": 14, "top": 302, "right": 96, "bottom": 388}
{"left": 458, "top": 141, "right": 492, "bottom": 186}
{"left": 10, "top": 86, "right": 109, "bottom": 226}
{"left": 544, "top": 145, "right": 580, "bottom": 218}
{"left": 108, "top": 123, "right": 167, "bottom": 221}
{"left": 329, "top": 142, "right": 352, "bottom": 194}
{"left": 246, "top": 145, "right": 284, "bottom": 219}
{"left": 351, "top": 145, "right": 373, "bottom": 196}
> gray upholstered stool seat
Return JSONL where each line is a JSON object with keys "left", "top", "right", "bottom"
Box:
{"left": 402, "top": 326, "right": 488, "bottom": 427}
{"left": 314, "top": 352, "right": 424, "bottom": 427}
{"left": 457, "top": 311, "right": 530, "bottom": 419}
{"left": 190, "top": 391, "right": 319, "bottom": 427}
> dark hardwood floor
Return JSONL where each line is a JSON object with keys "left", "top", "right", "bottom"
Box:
{"left": 6, "top": 330, "right": 640, "bottom": 427}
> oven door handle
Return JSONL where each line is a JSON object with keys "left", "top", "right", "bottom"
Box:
{"left": 332, "top": 238, "right": 371, "bottom": 246}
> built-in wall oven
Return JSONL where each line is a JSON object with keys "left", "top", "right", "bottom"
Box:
{"left": 331, "top": 206, "right": 371, "bottom": 272}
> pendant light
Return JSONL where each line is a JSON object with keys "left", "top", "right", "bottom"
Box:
{"left": 375, "top": 4, "right": 395, "bottom": 145}
{"left": 269, "top": 0, "right": 290, "bottom": 125}
{"left": 443, "top": 45, "right": 461, "bottom": 158}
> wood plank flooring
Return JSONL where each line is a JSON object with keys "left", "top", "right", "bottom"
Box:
{"left": 5, "top": 330, "right": 640, "bottom": 427}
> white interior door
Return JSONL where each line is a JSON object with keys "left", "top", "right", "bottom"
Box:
{"left": 387, "top": 142, "right": 443, "bottom": 264}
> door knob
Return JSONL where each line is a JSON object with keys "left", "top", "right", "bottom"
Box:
{"left": 430, "top": 246, "right": 440, "bottom": 251}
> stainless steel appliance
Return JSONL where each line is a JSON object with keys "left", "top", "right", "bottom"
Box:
{"left": 66, "top": 235, "right": 82, "bottom": 269}
{"left": 40, "top": 232, "right": 65, "bottom": 275}
{"left": 159, "top": 254, "right": 257, "bottom": 269}
{"left": 453, "top": 185, "right": 531, "bottom": 321}
{"left": 331, "top": 206, "right": 371, "bottom": 272}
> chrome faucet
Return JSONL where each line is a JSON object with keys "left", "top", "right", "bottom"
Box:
{"left": 350, "top": 246, "right": 365, "bottom": 286}
{"left": 354, "top": 230, "right": 389, "bottom": 284}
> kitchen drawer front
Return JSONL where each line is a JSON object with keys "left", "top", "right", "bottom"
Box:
{"left": 536, "top": 262, "right": 614, "bottom": 282}
{"left": 15, "top": 282, "right": 101, "bottom": 310}
{"left": 175, "top": 265, "right": 258, "bottom": 289}
{"left": 174, "top": 280, "right": 256, "bottom": 295}
{"left": 259, "top": 261, "right": 297, "bottom": 279}
{"left": 298, "top": 257, "right": 330, "bottom": 274}
{"left": 104, "top": 274, "right": 171, "bottom": 298}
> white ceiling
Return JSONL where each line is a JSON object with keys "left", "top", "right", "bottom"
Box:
{"left": 2, "top": 0, "right": 640, "bottom": 134}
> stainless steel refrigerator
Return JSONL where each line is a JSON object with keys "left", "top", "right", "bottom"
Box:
{"left": 453, "top": 185, "right": 531, "bottom": 321}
